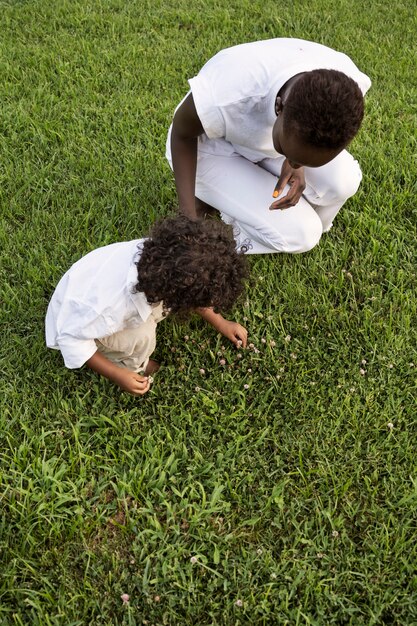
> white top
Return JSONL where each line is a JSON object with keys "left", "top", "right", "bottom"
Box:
{"left": 170, "top": 38, "right": 371, "bottom": 163}
{"left": 45, "top": 240, "right": 154, "bottom": 369}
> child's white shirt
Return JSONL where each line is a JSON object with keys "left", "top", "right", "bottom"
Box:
{"left": 45, "top": 240, "right": 154, "bottom": 369}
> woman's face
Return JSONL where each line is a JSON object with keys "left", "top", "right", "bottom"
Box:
{"left": 272, "top": 101, "right": 342, "bottom": 169}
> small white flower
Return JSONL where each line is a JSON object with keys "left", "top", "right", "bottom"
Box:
{"left": 199, "top": 368, "right": 205, "bottom": 375}
{"left": 290, "top": 353, "right": 297, "bottom": 360}
{"left": 388, "top": 363, "right": 394, "bottom": 369}
{"left": 194, "top": 386, "right": 201, "bottom": 392}
{"left": 247, "top": 368, "right": 252, "bottom": 373}
{"left": 244, "top": 384, "right": 250, "bottom": 390}
{"left": 184, "top": 335, "right": 189, "bottom": 341}
{"left": 235, "top": 599, "right": 243, "bottom": 607}
{"left": 190, "top": 556, "right": 198, "bottom": 564}
{"left": 387, "top": 422, "right": 394, "bottom": 430}
{"left": 270, "top": 572, "right": 277, "bottom": 580}
{"left": 261, "top": 338, "right": 266, "bottom": 344}
{"left": 120, "top": 593, "right": 130, "bottom": 604}
{"left": 219, "top": 359, "right": 226, "bottom": 366}
{"left": 285, "top": 335, "right": 291, "bottom": 342}
{"left": 332, "top": 530, "right": 339, "bottom": 538}
{"left": 359, "top": 369, "right": 366, "bottom": 376}
{"left": 270, "top": 340, "right": 276, "bottom": 347}
{"left": 361, "top": 359, "right": 367, "bottom": 365}
{"left": 256, "top": 548, "right": 263, "bottom": 555}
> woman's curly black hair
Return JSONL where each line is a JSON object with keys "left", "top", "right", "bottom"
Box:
{"left": 135, "top": 215, "right": 249, "bottom": 314}
{"left": 284, "top": 69, "right": 365, "bottom": 149}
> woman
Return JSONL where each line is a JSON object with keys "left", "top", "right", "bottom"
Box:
{"left": 167, "top": 38, "right": 371, "bottom": 254}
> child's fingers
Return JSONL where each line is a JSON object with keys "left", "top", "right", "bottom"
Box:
{"left": 135, "top": 381, "right": 150, "bottom": 396}
{"left": 134, "top": 374, "right": 149, "bottom": 383}
{"left": 235, "top": 330, "right": 248, "bottom": 348}
{"left": 132, "top": 374, "right": 150, "bottom": 395}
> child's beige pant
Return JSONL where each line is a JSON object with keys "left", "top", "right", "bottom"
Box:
{"left": 95, "top": 302, "right": 165, "bottom": 373}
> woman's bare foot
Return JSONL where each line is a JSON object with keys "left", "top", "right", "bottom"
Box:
{"left": 144, "top": 359, "right": 160, "bottom": 375}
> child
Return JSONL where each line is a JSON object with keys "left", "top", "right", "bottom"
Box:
{"left": 45, "top": 216, "right": 249, "bottom": 396}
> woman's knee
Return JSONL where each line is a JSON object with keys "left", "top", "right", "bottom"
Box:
{"left": 267, "top": 213, "right": 323, "bottom": 254}
{"left": 330, "top": 157, "right": 363, "bottom": 201}
{"left": 292, "top": 217, "right": 323, "bottom": 253}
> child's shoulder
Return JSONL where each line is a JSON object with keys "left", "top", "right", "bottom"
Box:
{"left": 64, "top": 240, "right": 144, "bottom": 283}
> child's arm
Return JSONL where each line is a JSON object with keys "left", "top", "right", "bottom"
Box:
{"left": 86, "top": 351, "right": 151, "bottom": 396}
{"left": 195, "top": 307, "right": 247, "bottom": 348}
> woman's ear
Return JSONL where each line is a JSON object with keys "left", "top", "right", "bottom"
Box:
{"left": 275, "top": 96, "right": 283, "bottom": 116}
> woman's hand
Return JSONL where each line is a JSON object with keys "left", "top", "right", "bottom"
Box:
{"left": 270, "top": 158, "right": 306, "bottom": 210}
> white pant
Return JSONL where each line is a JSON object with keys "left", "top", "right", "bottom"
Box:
{"left": 95, "top": 302, "right": 165, "bottom": 372}
{"left": 168, "top": 135, "right": 362, "bottom": 255}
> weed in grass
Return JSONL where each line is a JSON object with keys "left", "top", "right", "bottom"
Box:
{"left": 1, "top": 0, "right": 417, "bottom": 624}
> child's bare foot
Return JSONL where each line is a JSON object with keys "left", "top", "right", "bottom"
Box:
{"left": 144, "top": 359, "right": 160, "bottom": 375}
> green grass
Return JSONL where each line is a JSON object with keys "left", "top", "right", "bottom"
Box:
{"left": 1, "top": 0, "right": 417, "bottom": 624}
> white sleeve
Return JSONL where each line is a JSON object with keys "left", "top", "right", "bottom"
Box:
{"left": 188, "top": 74, "right": 226, "bottom": 139}
{"left": 55, "top": 335, "right": 98, "bottom": 370}
{"left": 52, "top": 302, "right": 115, "bottom": 369}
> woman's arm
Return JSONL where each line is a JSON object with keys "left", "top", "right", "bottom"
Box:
{"left": 171, "top": 93, "right": 205, "bottom": 220}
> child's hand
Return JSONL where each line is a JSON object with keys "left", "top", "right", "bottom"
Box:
{"left": 219, "top": 320, "right": 248, "bottom": 348}
{"left": 86, "top": 351, "right": 152, "bottom": 396}
{"left": 114, "top": 369, "right": 151, "bottom": 396}
{"left": 195, "top": 309, "right": 248, "bottom": 348}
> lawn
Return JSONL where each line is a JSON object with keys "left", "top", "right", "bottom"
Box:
{"left": 0, "top": 0, "right": 416, "bottom": 624}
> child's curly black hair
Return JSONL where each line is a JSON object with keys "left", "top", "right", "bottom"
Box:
{"left": 135, "top": 215, "right": 249, "bottom": 314}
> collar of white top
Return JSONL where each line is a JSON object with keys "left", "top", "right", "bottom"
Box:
{"left": 126, "top": 262, "right": 153, "bottom": 322}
